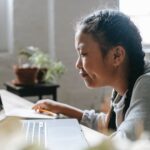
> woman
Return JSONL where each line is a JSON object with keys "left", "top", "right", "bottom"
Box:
{"left": 33, "top": 9, "right": 150, "bottom": 140}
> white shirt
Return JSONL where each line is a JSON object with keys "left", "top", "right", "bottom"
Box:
{"left": 112, "top": 92, "right": 127, "bottom": 128}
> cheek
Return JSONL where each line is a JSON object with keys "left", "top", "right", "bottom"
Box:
{"left": 97, "top": 62, "right": 114, "bottom": 81}
{"left": 90, "top": 61, "right": 109, "bottom": 79}
{"left": 85, "top": 63, "right": 101, "bottom": 78}
{"left": 82, "top": 60, "right": 93, "bottom": 72}
{"left": 82, "top": 56, "right": 105, "bottom": 75}
{"left": 90, "top": 59, "right": 104, "bottom": 73}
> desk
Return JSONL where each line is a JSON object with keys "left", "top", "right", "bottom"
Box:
{"left": 0, "top": 90, "right": 106, "bottom": 148}
{"left": 4, "top": 82, "right": 59, "bottom": 101}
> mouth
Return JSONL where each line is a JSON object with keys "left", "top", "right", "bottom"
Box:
{"left": 79, "top": 71, "right": 88, "bottom": 78}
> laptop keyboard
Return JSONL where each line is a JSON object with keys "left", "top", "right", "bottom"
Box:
{"left": 21, "top": 119, "right": 89, "bottom": 150}
{"left": 22, "top": 120, "right": 47, "bottom": 148}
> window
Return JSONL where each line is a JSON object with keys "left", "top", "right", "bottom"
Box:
{"left": 0, "top": 0, "right": 13, "bottom": 53}
{"left": 120, "top": 0, "right": 150, "bottom": 52}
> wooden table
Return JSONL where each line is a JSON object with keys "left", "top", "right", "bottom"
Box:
{"left": 4, "top": 82, "right": 59, "bottom": 101}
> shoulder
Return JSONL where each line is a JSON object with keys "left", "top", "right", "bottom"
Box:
{"left": 133, "top": 72, "right": 150, "bottom": 91}
{"left": 134, "top": 71, "right": 150, "bottom": 87}
{"left": 125, "top": 71, "right": 150, "bottom": 119}
{"left": 124, "top": 61, "right": 150, "bottom": 117}
{"left": 144, "top": 60, "right": 150, "bottom": 74}
{"left": 131, "top": 60, "right": 150, "bottom": 97}
{"left": 131, "top": 72, "right": 150, "bottom": 100}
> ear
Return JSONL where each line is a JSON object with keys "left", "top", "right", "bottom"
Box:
{"left": 111, "top": 46, "right": 126, "bottom": 67}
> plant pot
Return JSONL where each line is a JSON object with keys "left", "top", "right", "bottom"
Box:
{"left": 13, "top": 65, "right": 38, "bottom": 85}
{"left": 36, "top": 68, "right": 48, "bottom": 83}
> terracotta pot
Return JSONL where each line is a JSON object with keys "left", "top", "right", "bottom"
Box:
{"left": 13, "top": 65, "right": 38, "bottom": 85}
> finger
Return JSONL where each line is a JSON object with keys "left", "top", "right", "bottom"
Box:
{"left": 32, "top": 105, "right": 40, "bottom": 110}
{"left": 32, "top": 104, "right": 42, "bottom": 110}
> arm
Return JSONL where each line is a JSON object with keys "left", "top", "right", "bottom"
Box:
{"left": 32, "top": 100, "right": 83, "bottom": 121}
{"left": 32, "top": 99, "right": 108, "bottom": 132}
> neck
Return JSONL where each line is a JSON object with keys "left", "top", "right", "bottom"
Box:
{"left": 114, "top": 81, "right": 128, "bottom": 96}
{"left": 112, "top": 68, "right": 129, "bottom": 96}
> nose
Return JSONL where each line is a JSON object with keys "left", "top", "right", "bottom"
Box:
{"left": 75, "top": 57, "right": 82, "bottom": 69}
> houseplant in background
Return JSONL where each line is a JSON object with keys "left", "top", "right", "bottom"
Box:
{"left": 28, "top": 46, "right": 66, "bottom": 83}
{"left": 13, "top": 46, "right": 39, "bottom": 85}
{"left": 28, "top": 48, "right": 51, "bottom": 83}
{"left": 13, "top": 46, "right": 65, "bottom": 85}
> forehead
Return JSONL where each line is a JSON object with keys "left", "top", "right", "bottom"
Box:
{"left": 75, "top": 31, "right": 92, "bottom": 42}
{"left": 75, "top": 31, "right": 99, "bottom": 50}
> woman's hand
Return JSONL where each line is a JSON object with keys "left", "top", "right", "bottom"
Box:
{"left": 32, "top": 99, "right": 83, "bottom": 121}
{"left": 32, "top": 99, "right": 62, "bottom": 114}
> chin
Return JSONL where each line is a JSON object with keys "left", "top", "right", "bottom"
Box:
{"left": 84, "top": 81, "right": 98, "bottom": 88}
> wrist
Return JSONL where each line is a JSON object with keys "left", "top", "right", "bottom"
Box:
{"left": 54, "top": 103, "right": 66, "bottom": 114}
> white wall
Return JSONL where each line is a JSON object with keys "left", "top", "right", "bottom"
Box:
{"left": 14, "top": 0, "right": 49, "bottom": 52}
{"left": 0, "top": 0, "right": 119, "bottom": 110}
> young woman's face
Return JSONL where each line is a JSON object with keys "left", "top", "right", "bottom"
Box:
{"left": 75, "top": 31, "right": 115, "bottom": 88}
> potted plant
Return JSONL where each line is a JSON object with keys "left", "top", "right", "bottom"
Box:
{"left": 44, "top": 61, "right": 66, "bottom": 83}
{"left": 14, "top": 46, "right": 65, "bottom": 84}
{"left": 29, "top": 48, "right": 65, "bottom": 83}
{"left": 28, "top": 49, "right": 51, "bottom": 83}
{"left": 13, "top": 46, "right": 39, "bottom": 85}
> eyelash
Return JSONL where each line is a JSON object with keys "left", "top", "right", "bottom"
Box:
{"left": 80, "top": 53, "right": 87, "bottom": 57}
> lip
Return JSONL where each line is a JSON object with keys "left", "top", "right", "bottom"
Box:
{"left": 79, "top": 71, "right": 88, "bottom": 78}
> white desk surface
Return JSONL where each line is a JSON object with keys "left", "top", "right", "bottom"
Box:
{"left": 0, "top": 89, "right": 106, "bottom": 147}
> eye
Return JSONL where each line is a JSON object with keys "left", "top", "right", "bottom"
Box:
{"left": 80, "top": 52, "right": 87, "bottom": 57}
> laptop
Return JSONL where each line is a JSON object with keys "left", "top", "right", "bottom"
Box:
{"left": 22, "top": 118, "right": 89, "bottom": 150}
{"left": 0, "top": 90, "right": 89, "bottom": 150}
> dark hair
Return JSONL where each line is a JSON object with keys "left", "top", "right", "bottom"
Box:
{"left": 76, "top": 9, "right": 145, "bottom": 130}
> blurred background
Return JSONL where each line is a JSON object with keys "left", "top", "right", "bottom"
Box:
{"left": 0, "top": 0, "right": 149, "bottom": 111}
